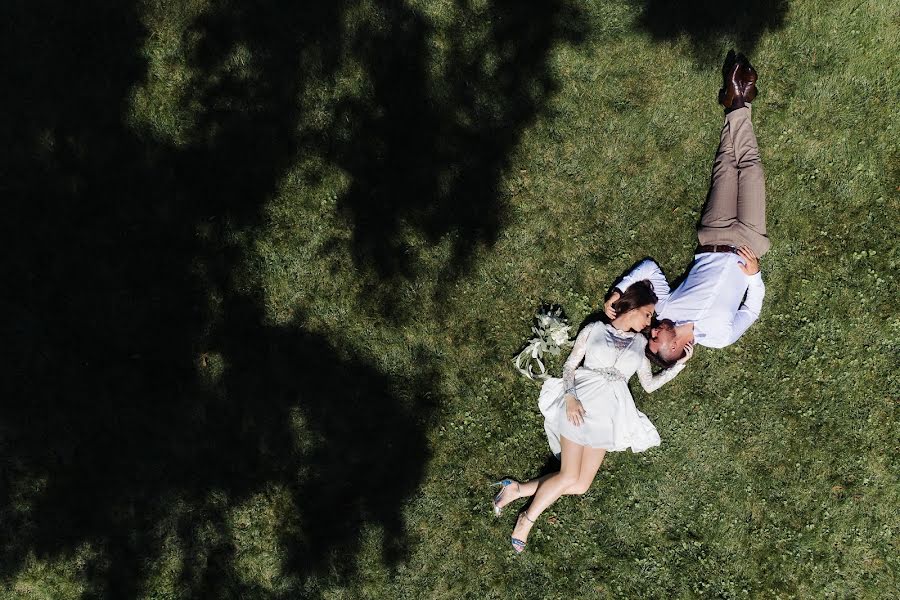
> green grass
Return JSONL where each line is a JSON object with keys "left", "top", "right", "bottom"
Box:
{"left": 2, "top": 0, "right": 899, "bottom": 598}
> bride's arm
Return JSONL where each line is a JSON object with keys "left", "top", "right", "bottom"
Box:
{"left": 562, "top": 323, "right": 596, "bottom": 398}
{"left": 637, "top": 344, "right": 692, "bottom": 393}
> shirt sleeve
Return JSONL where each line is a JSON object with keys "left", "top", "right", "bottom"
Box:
{"left": 615, "top": 259, "right": 671, "bottom": 302}
{"left": 726, "top": 272, "right": 765, "bottom": 345}
{"left": 636, "top": 352, "right": 686, "bottom": 393}
{"left": 563, "top": 323, "right": 595, "bottom": 399}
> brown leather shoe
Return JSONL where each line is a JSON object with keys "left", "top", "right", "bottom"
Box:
{"left": 719, "top": 61, "right": 744, "bottom": 109}
{"left": 736, "top": 53, "right": 758, "bottom": 104}
{"left": 741, "top": 63, "right": 758, "bottom": 104}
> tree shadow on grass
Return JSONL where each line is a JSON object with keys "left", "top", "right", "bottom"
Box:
{"left": 0, "top": 0, "right": 583, "bottom": 597}
{"left": 628, "top": 0, "right": 789, "bottom": 63}
{"left": 317, "top": 0, "right": 588, "bottom": 314}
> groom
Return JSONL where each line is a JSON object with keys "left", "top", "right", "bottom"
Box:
{"left": 605, "top": 53, "right": 770, "bottom": 366}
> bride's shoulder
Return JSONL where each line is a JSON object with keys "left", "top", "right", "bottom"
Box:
{"left": 578, "top": 320, "right": 604, "bottom": 335}
{"left": 632, "top": 332, "right": 649, "bottom": 347}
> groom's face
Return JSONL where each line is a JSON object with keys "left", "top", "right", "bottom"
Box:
{"left": 648, "top": 326, "right": 677, "bottom": 357}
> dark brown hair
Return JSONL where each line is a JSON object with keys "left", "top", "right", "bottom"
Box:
{"left": 612, "top": 279, "right": 657, "bottom": 316}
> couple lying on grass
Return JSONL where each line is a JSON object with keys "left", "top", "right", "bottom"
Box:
{"left": 495, "top": 52, "right": 771, "bottom": 553}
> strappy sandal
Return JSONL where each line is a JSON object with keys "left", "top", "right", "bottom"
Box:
{"left": 510, "top": 511, "right": 535, "bottom": 554}
{"left": 491, "top": 479, "right": 519, "bottom": 517}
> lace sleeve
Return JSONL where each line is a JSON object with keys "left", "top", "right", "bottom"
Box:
{"left": 636, "top": 352, "right": 685, "bottom": 393}
{"left": 563, "top": 323, "right": 595, "bottom": 399}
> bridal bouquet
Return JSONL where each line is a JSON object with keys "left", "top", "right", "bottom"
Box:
{"left": 513, "top": 304, "right": 573, "bottom": 380}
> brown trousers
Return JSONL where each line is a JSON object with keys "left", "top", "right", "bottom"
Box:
{"left": 697, "top": 106, "right": 771, "bottom": 257}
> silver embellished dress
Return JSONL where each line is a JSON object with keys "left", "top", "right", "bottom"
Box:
{"left": 538, "top": 322, "right": 684, "bottom": 455}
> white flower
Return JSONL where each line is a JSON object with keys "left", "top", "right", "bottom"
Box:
{"left": 549, "top": 326, "right": 570, "bottom": 347}
{"left": 513, "top": 304, "right": 574, "bottom": 381}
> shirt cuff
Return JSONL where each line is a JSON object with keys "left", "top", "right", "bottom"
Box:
{"left": 747, "top": 272, "right": 764, "bottom": 285}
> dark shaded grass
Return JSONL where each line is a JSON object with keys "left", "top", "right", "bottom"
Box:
{"left": 0, "top": 0, "right": 587, "bottom": 596}
{"left": 629, "top": 0, "right": 790, "bottom": 62}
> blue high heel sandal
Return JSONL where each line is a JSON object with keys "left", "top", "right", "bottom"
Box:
{"left": 491, "top": 479, "right": 519, "bottom": 516}
{"left": 511, "top": 512, "right": 535, "bottom": 554}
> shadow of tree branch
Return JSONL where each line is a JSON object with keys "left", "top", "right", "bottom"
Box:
{"left": 0, "top": 0, "right": 585, "bottom": 596}
{"left": 628, "top": 0, "right": 789, "bottom": 62}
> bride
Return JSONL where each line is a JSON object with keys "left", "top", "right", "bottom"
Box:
{"left": 495, "top": 280, "right": 692, "bottom": 552}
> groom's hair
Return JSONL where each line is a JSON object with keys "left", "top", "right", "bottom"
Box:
{"left": 612, "top": 279, "right": 657, "bottom": 316}
{"left": 646, "top": 346, "right": 677, "bottom": 369}
{"left": 645, "top": 319, "right": 680, "bottom": 369}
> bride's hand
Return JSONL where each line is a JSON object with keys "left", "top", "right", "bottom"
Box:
{"left": 676, "top": 342, "right": 695, "bottom": 366}
{"left": 604, "top": 291, "right": 621, "bottom": 320}
{"left": 565, "top": 393, "right": 586, "bottom": 427}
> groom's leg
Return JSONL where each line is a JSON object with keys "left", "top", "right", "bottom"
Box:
{"left": 697, "top": 106, "right": 771, "bottom": 257}
{"left": 697, "top": 112, "right": 739, "bottom": 237}
{"left": 731, "top": 106, "right": 771, "bottom": 257}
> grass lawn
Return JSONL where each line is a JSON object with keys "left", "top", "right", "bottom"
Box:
{"left": 1, "top": 0, "right": 898, "bottom": 598}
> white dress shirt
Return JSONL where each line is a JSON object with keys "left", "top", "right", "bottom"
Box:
{"left": 616, "top": 255, "right": 765, "bottom": 348}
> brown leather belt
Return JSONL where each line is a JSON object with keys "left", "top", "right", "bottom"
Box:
{"left": 695, "top": 244, "right": 737, "bottom": 254}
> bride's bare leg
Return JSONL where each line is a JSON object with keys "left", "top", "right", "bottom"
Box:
{"left": 511, "top": 436, "right": 584, "bottom": 544}
{"left": 566, "top": 447, "right": 606, "bottom": 495}
{"left": 494, "top": 474, "right": 546, "bottom": 510}
{"left": 512, "top": 475, "right": 548, "bottom": 498}
{"left": 498, "top": 447, "right": 607, "bottom": 509}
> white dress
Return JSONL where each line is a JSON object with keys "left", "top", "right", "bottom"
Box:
{"left": 538, "top": 321, "right": 684, "bottom": 455}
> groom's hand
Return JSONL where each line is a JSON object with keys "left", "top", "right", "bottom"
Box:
{"left": 604, "top": 291, "right": 621, "bottom": 319}
{"left": 737, "top": 246, "right": 760, "bottom": 276}
{"left": 676, "top": 342, "right": 695, "bottom": 365}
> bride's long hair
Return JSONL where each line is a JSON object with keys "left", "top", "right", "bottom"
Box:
{"left": 611, "top": 279, "right": 657, "bottom": 317}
